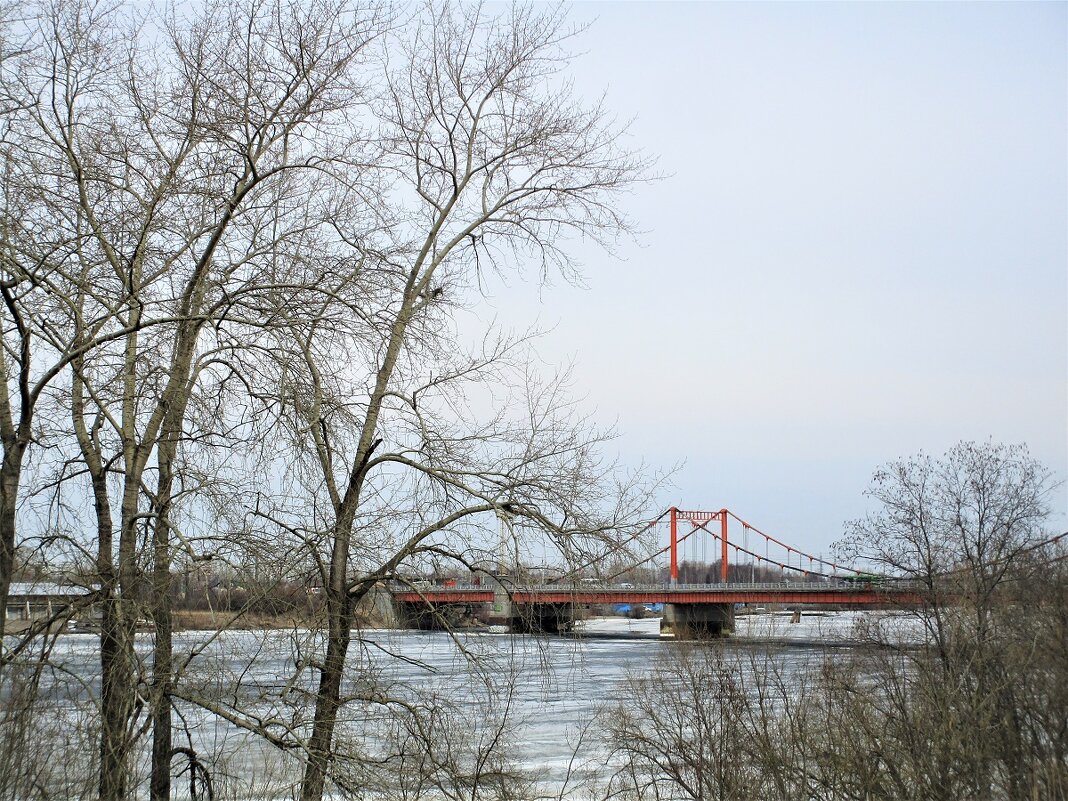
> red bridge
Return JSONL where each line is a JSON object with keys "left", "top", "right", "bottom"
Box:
{"left": 390, "top": 507, "right": 921, "bottom": 636}
{"left": 393, "top": 581, "right": 913, "bottom": 608}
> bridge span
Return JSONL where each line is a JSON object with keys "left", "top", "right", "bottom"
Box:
{"left": 390, "top": 580, "right": 920, "bottom": 638}
{"left": 390, "top": 506, "right": 921, "bottom": 637}
{"left": 393, "top": 580, "right": 916, "bottom": 607}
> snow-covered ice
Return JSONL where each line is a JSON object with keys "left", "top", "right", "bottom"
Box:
{"left": 573, "top": 616, "right": 662, "bottom": 637}
{"left": 732, "top": 609, "right": 925, "bottom": 645}
{"left": 573, "top": 610, "right": 927, "bottom": 645}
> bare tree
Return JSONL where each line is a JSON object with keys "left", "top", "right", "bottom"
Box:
{"left": 0, "top": 1, "right": 127, "bottom": 644}
{"left": 1, "top": 3, "right": 659, "bottom": 799}
{"left": 838, "top": 441, "right": 1057, "bottom": 653}
{"left": 3, "top": 1, "right": 384, "bottom": 798}
{"left": 604, "top": 645, "right": 758, "bottom": 800}
{"left": 832, "top": 441, "right": 1065, "bottom": 800}
{"left": 358, "top": 659, "right": 534, "bottom": 800}
{"left": 226, "top": 7, "right": 657, "bottom": 799}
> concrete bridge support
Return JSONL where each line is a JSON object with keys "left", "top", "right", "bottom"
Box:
{"left": 662, "top": 602, "right": 734, "bottom": 639}
{"left": 486, "top": 585, "right": 514, "bottom": 627}
{"left": 511, "top": 602, "right": 576, "bottom": 634}
{"left": 393, "top": 600, "right": 474, "bottom": 631}
{"left": 486, "top": 585, "right": 575, "bottom": 633}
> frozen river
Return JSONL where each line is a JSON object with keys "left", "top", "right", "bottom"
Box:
{"left": 14, "top": 611, "right": 920, "bottom": 799}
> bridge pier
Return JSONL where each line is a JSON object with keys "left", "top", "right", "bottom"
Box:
{"left": 510, "top": 602, "right": 576, "bottom": 634}
{"left": 393, "top": 599, "right": 475, "bottom": 631}
{"left": 486, "top": 585, "right": 514, "bottom": 627}
{"left": 488, "top": 587, "right": 576, "bottom": 633}
{"left": 662, "top": 603, "right": 734, "bottom": 639}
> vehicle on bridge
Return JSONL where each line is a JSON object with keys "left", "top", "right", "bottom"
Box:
{"left": 841, "top": 572, "right": 889, "bottom": 586}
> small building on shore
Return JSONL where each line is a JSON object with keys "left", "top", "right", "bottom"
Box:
{"left": 5, "top": 581, "right": 96, "bottom": 632}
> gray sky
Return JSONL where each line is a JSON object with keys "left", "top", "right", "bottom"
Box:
{"left": 478, "top": 1, "right": 1067, "bottom": 557}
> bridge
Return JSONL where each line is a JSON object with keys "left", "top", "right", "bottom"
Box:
{"left": 390, "top": 507, "right": 922, "bottom": 637}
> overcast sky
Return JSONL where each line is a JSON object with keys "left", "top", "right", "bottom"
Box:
{"left": 475, "top": 1, "right": 1067, "bottom": 558}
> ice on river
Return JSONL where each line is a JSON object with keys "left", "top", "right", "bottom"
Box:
{"left": 574, "top": 610, "right": 926, "bottom": 645}
{"left": 732, "top": 609, "right": 926, "bottom": 644}
{"left": 572, "top": 616, "right": 662, "bottom": 637}
{"left": 6, "top": 610, "right": 924, "bottom": 799}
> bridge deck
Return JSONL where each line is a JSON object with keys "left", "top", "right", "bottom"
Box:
{"left": 391, "top": 582, "right": 920, "bottom": 606}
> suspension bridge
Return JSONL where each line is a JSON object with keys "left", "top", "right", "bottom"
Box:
{"left": 391, "top": 507, "right": 924, "bottom": 637}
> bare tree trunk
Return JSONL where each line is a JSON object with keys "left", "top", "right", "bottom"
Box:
{"left": 94, "top": 479, "right": 145, "bottom": 801}
{"left": 0, "top": 450, "right": 21, "bottom": 644}
{"left": 98, "top": 577, "right": 135, "bottom": 801}
{"left": 149, "top": 467, "right": 174, "bottom": 801}
{"left": 149, "top": 413, "right": 184, "bottom": 801}
{"left": 298, "top": 298, "right": 408, "bottom": 799}
{"left": 0, "top": 305, "right": 33, "bottom": 646}
{"left": 300, "top": 590, "right": 353, "bottom": 801}
{"left": 96, "top": 489, "right": 137, "bottom": 801}
{"left": 71, "top": 354, "right": 136, "bottom": 801}
{"left": 73, "top": 327, "right": 146, "bottom": 801}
